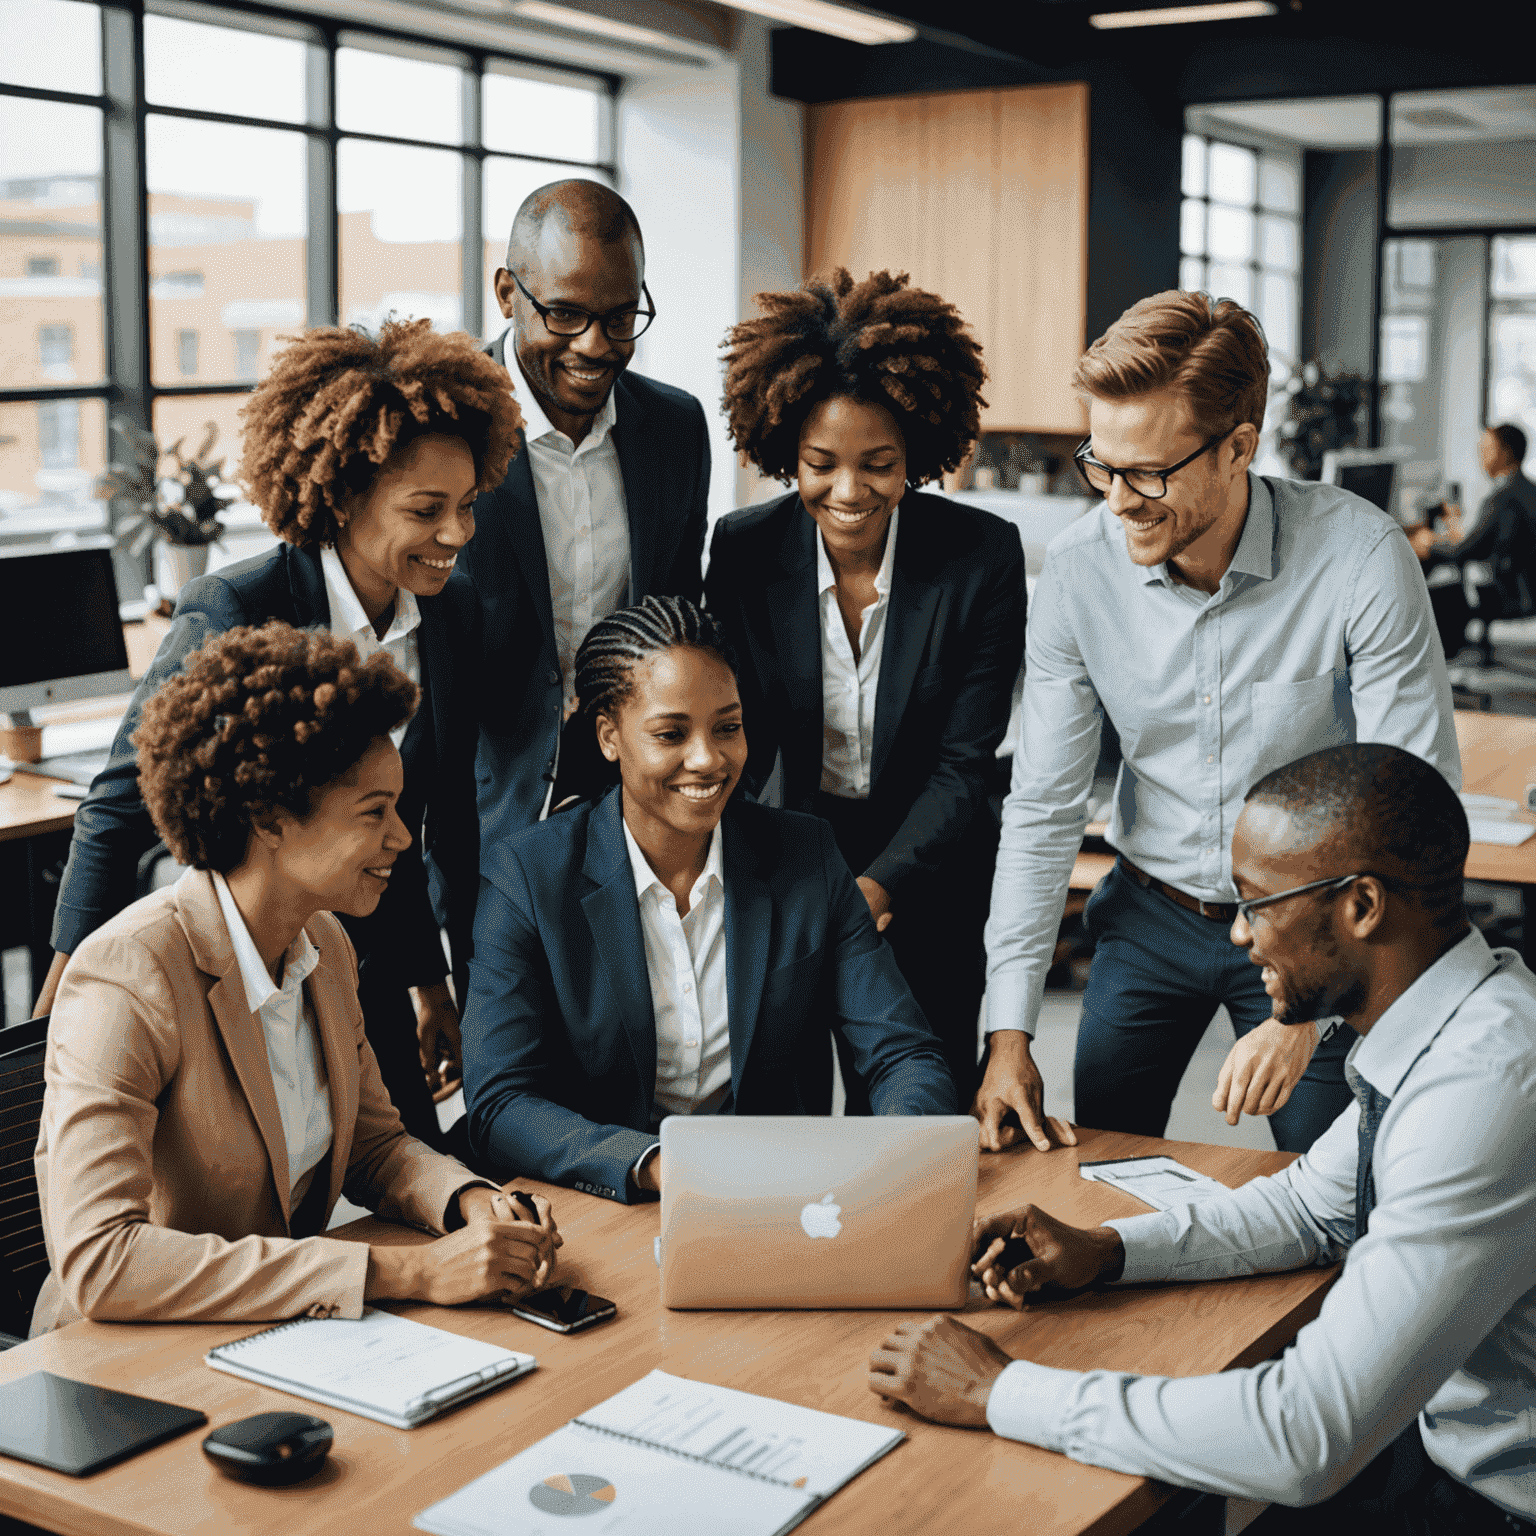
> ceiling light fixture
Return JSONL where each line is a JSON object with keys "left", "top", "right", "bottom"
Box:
{"left": 1089, "top": 1, "right": 1276, "bottom": 27}
{"left": 719, "top": 0, "right": 916, "bottom": 45}
{"left": 509, "top": 0, "right": 717, "bottom": 53}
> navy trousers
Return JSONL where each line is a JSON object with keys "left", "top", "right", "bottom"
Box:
{"left": 1074, "top": 859, "right": 1354, "bottom": 1154}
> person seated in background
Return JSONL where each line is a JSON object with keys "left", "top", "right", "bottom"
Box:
{"left": 868, "top": 743, "right": 1535, "bottom": 1535}
{"left": 460, "top": 595, "right": 958, "bottom": 1203}
{"left": 32, "top": 623, "right": 558, "bottom": 1334}
{"left": 34, "top": 318, "right": 522, "bottom": 1149}
{"left": 1418, "top": 423, "right": 1536, "bottom": 665}
{"left": 707, "top": 269, "right": 1026, "bottom": 1118}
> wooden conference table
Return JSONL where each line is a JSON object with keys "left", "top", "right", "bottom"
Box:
{"left": 0, "top": 1130, "right": 1336, "bottom": 1536}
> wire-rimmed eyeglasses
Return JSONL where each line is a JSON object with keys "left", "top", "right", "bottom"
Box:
{"left": 1234, "top": 872, "right": 1368, "bottom": 928}
{"left": 510, "top": 270, "right": 656, "bottom": 342}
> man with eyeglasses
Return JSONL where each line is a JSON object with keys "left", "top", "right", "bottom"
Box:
{"left": 467, "top": 178, "right": 709, "bottom": 844}
{"left": 871, "top": 742, "right": 1535, "bottom": 1536}
{"left": 974, "top": 289, "right": 1458, "bottom": 1157}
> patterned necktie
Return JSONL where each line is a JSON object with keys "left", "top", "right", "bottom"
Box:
{"left": 1355, "top": 1079, "right": 1391, "bottom": 1238}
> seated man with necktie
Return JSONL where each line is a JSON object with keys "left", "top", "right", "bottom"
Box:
{"left": 460, "top": 596, "right": 958, "bottom": 1203}
{"left": 868, "top": 742, "right": 1536, "bottom": 1535}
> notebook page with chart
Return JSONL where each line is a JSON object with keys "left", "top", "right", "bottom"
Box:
{"left": 414, "top": 1370, "right": 903, "bottom": 1536}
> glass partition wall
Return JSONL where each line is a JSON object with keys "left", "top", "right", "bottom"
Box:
{"left": 1, "top": 0, "right": 616, "bottom": 580}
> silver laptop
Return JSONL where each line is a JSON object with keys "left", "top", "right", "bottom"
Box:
{"left": 658, "top": 1116, "right": 978, "bottom": 1310}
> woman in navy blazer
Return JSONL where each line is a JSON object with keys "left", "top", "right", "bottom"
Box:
{"left": 707, "top": 270, "right": 1025, "bottom": 1114}
{"left": 35, "top": 320, "right": 521, "bottom": 1147}
{"left": 461, "top": 596, "right": 957, "bottom": 1203}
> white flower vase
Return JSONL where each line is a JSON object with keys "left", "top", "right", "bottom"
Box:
{"left": 154, "top": 541, "right": 210, "bottom": 603}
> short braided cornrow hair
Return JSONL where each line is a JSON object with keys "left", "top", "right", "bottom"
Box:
{"left": 134, "top": 621, "right": 419, "bottom": 872}
{"left": 556, "top": 597, "right": 737, "bottom": 805}
{"left": 721, "top": 268, "right": 987, "bottom": 486}
{"left": 239, "top": 317, "right": 523, "bottom": 548}
{"left": 574, "top": 595, "right": 737, "bottom": 726}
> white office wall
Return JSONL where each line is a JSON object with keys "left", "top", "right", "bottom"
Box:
{"left": 1435, "top": 238, "right": 1488, "bottom": 509}
{"left": 618, "top": 16, "right": 804, "bottom": 534}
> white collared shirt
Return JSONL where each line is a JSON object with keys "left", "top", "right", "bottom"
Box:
{"left": 211, "top": 872, "right": 333, "bottom": 1204}
{"left": 986, "top": 926, "right": 1536, "bottom": 1521}
{"left": 817, "top": 506, "right": 900, "bottom": 799}
{"left": 621, "top": 817, "right": 731, "bottom": 1119}
{"left": 320, "top": 545, "right": 421, "bottom": 748}
{"left": 516, "top": 371, "right": 631, "bottom": 708}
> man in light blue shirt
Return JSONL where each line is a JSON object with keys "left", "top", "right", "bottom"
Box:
{"left": 871, "top": 744, "right": 1534, "bottom": 1534}
{"left": 975, "top": 290, "right": 1459, "bottom": 1155}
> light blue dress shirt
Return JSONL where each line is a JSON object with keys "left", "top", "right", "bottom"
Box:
{"left": 984, "top": 474, "right": 1461, "bottom": 1036}
{"left": 986, "top": 927, "right": 1536, "bottom": 1519}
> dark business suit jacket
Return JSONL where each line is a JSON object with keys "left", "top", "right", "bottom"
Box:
{"left": 704, "top": 490, "right": 1026, "bottom": 897}
{"left": 1457, "top": 472, "right": 1536, "bottom": 617}
{"left": 460, "top": 789, "right": 957, "bottom": 1201}
{"left": 50, "top": 543, "right": 482, "bottom": 995}
{"left": 465, "top": 332, "right": 710, "bottom": 848}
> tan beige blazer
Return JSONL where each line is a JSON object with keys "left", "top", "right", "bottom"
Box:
{"left": 33, "top": 868, "right": 480, "bottom": 1333}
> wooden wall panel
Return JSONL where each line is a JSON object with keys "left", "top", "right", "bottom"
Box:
{"left": 806, "top": 82, "right": 1088, "bottom": 435}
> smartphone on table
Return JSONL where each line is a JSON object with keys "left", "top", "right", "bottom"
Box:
{"left": 511, "top": 1287, "right": 617, "bottom": 1334}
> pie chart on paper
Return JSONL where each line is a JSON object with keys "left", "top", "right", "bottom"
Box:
{"left": 528, "top": 1473, "right": 618, "bottom": 1517}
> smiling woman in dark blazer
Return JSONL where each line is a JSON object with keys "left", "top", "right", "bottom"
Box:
{"left": 460, "top": 596, "right": 956, "bottom": 1202}
{"left": 34, "top": 319, "right": 522, "bottom": 1148}
{"left": 706, "top": 269, "right": 1025, "bottom": 1114}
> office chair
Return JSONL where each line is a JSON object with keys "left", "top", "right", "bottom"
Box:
{"left": 0, "top": 1015, "right": 49, "bottom": 1345}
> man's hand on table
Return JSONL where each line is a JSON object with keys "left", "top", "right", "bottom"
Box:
{"left": 971, "top": 1031, "right": 1077, "bottom": 1153}
{"left": 1213, "top": 1018, "right": 1318, "bottom": 1126}
{"left": 367, "top": 1185, "right": 559, "bottom": 1306}
{"left": 868, "top": 1316, "right": 1014, "bottom": 1427}
{"left": 970, "top": 1204, "right": 1125, "bottom": 1310}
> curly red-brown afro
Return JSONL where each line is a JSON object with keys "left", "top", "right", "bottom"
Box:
{"left": 238, "top": 317, "right": 523, "bottom": 547}
{"left": 721, "top": 268, "right": 987, "bottom": 487}
{"left": 134, "top": 621, "right": 419, "bottom": 872}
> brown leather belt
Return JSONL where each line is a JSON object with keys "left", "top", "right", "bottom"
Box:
{"left": 1119, "top": 856, "right": 1238, "bottom": 923}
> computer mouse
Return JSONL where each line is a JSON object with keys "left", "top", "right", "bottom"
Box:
{"left": 202, "top": 1412, "right": 333, "bottom": 1485}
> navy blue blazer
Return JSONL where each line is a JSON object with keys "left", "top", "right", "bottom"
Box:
{"left": 460, "top": 789, "right": 957, "bottom": 1201}
{"left": 50, "top": 542, "right": 482, "bottom": 993}
{"left": 464, "top": 332, "right": 710, "bottom": 850}
{"left": 704, "top": 490, "right": 1026, "bottom": 897}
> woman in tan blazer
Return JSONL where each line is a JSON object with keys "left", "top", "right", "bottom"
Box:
{"left": 32, "top": 622, "right": 557, "bottom": 1333}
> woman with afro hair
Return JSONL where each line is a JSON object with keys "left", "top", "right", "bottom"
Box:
{"left": 31, "top": 622, "right": 558, "bottom": 1332}
{"left": 36, "top": 318, "right": 522, "bottom": 1151}
{"left": 706, "top": 269, "right": 1026, "bottom": 1115}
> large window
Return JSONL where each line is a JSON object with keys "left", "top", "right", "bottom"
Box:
{"left": 1490, "top": 235, "right": 1536, "bottom": 474}
{"left": 1, "top": 0, "right": 615, "bottom": 551}
{"left": 1179, "top": 135, "right": 1302, "bottom": 377}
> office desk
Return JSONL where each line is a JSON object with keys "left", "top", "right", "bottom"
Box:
{"left": 0, "top": 1129, "right": 1335, "bottom": 1536}
{"left": 1455, "top": 710, "right": 1536, "bottom": 965}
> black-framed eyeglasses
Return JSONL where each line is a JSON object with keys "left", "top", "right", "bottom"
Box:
{"left": 1073, "top": 429, "right": 1232, "bottom": 500}
{"left": 1234, "top": 872, "right": 1368, "bottom": 928}
{"left": 510, "top": 270, "right": 656, "bottom": 341}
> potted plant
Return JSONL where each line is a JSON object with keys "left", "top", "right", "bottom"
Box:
{"left": 1276, "top": 363, "right": 1371, "bottom": 481}
{"left": 97, "top": 418, "right": 236, "bottom": 607}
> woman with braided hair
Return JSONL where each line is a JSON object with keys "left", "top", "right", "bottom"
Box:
{"left": 36, "top": 318, "right": 522, "bottom": 1151}
{"left": 32, "top": 622, "right": 558, "bottom": 1332}
{"left": 706, "top": 269, "right": 1026, "bottom": 1115}
{"left": 459, "top": 595, "right": 956, "bottom": 1202}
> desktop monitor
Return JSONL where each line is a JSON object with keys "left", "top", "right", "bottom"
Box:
{"left": 1320, "top": 446, "right": 1414, "bottom": 519}
{"left": 0, "top": 543, "right": 134, "bottom": 717}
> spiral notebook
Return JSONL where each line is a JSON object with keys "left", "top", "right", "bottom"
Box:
{"left": 205, "top": 1308, "right": 537, "bottom": 1429}
{"left": 414, "top": 1370, "right": 904, "bottom": 1536}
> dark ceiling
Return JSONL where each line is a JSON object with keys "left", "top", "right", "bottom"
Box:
{"left": 771, "top": 0, "right": 1533, "bottom": 105}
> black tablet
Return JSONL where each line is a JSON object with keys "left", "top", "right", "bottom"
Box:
{"left": 0, "top": 1371, "right": 207, "bottom": 1476}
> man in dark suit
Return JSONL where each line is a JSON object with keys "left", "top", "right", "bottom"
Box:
{"left": 467, "top": 179, "right": 710, "bottom": 844}
{"left": 1423, "top": 422, "right": 1536, "bottom": 663}
{"left": 460, "top": 789, "right": 959, "bottom": 1202}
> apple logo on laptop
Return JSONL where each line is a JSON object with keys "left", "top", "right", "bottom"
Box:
{"left": 800, "top": 1192, "right": 842, "bottom": 1240}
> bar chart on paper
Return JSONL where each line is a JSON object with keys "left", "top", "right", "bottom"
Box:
{"left": 414, "top": 1372, "right": 903, "bottom": 1536}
